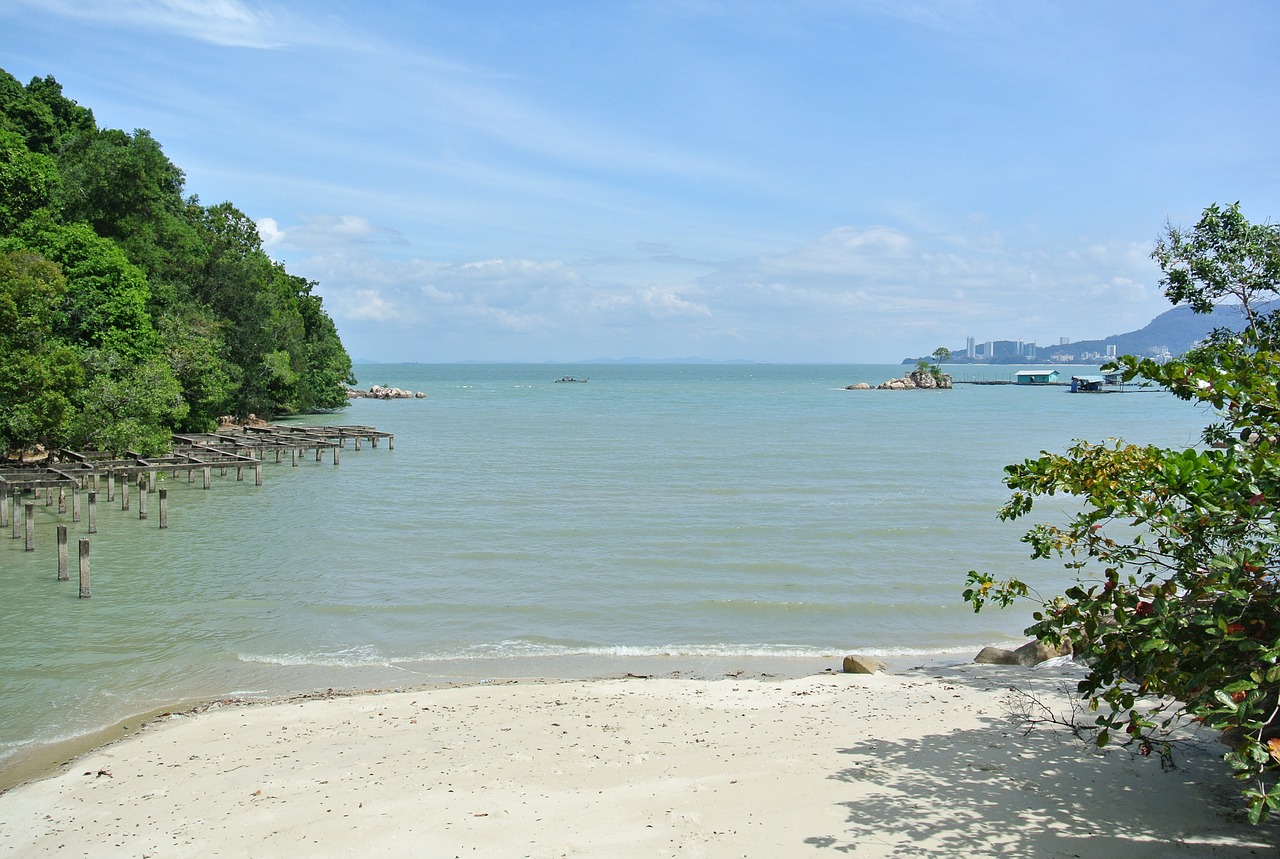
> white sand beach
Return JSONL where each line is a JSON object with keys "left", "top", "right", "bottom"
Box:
{"left": 0, "top": 663, "right": 1275, "bottom": 858}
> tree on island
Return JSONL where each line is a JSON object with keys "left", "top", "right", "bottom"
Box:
{"left": 0, "top": 68, "right": 354, "bottom": 458}
{"left": 964, "top": 203, "right": 1280, "bottom": 822}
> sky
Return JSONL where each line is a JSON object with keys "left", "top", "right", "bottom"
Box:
{"left": 3, "top": 1, "right": 1279, "bottom": 363}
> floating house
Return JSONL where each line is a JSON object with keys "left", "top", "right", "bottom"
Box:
{"left": 1014, "top": 369, "right": 1060, "bottom": 385}
{"left": 1069, "top": 375, "right": 1106, "bottom": 393}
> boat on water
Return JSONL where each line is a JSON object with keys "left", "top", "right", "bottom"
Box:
{"left": 555, "top": 375, "right": 588, "bottom": 383}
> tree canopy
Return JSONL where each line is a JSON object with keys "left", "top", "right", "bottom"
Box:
{"left": 965, "top": 203, "right": 1280, "bottom": 822}
{"left": 0, "top": 67, "right": 353, "bottom": 458}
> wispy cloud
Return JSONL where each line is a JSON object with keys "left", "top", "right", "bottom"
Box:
{"left": 16, "top": 0, "right": 328, "bottom": 48}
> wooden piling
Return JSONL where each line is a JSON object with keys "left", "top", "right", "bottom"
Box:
{"left": 57, "top": 525, "right": 68, "bottom": 581}
{"left": 57, "top": 487, "right": 66, "bottom": 514}
{"left": 148, "top": 471, "right": 156, "bottom": 492}
{"left": 121, "top": 477, "right": 130, "bottom": 511}
{"left": 202, "top": 466, "right": 211, "bottom": 489}
{"left": 24, "top": 502, "right": 34, "bottom": 551}
{"left": 71, "top": 485, "right": 80, "bottom": 522}
{"left": 291, "top": 447, "right": 298, "bottom": 467}
{"left": 87, "top": 491, "right": 97, "bottom": 534}
{"left": 106, "top": 471, "right": 115, "bottom": 502}
{"left": 138, "top": 483, "right": 148, "bottom": 519}
{"left": 78, "top": 539, "right": 90, "bottom": 598}
{"left": 0, "top": 488, "right": 7, "bottom": 529}
{"left": 333, "top": 445, "right": 340, "bottom": 466}
{"left": 159, "top": 489, "right": 168, "bottom": 529}
{"left": 10, "top": 490, "right": 17, "bottom": 539}
{"left": 254, "top": 463, "right": 263, "bottom": 486}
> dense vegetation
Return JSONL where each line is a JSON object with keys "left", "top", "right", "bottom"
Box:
{"left": 965, "top": 203, "right": 1280, "bottom": 822}
{"left": 0, "top": 68, "right": 353, "bottom": 458}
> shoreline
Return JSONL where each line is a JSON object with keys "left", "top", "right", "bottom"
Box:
{"left": 0, "top": 650, "right": 978, "bottom": 796}
{"left": 1, "top": 661, "right": 1276, "bottom": 857}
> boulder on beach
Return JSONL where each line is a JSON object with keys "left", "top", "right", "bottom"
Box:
{"left": 842, "top": 654, "right": 887, "bottom": 675}
{"left": 974, "top": 640, "right": 1072, "bottom": 667}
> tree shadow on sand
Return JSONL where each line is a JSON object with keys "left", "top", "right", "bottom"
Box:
{"left": 804, "top": 670, "right": 1280, "bottom": 857}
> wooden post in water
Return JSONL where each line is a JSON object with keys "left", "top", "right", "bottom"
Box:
{"left": 106, "top": 471, "right": 115, "bottom": 503}
{"left": 333, "top": 445, "right": 340, "bottom": 466}
{"left": 24, "top": 502, "right": 34, "bottom": 551}
{"left": 9, "top": 490, "right": 17, "bottom": 539}
{"left": 236, "top": 465, "right": 243, "bottom": 481}
{"left": 0, "top": 488, "right": 7, "bottom": 529}
{"left": 388, "top": 435, "right": 394, "bottom": 450}
{"left": 148, "top": 471, "right": 156, "bottom": 492}
{"left": 187, "top": 468, "right": 194, "bottom": 484}
{"left": 45, "top": 487, "right": 52, "bottom": 506}
{"left": 57, "top": 487, "right": 66, "bottom": 514}
{"left": 78, "top": 539, "right": 90, "bottom": 598}
{"left": 56, "top": 525, "right": 68, "bottom": 581}
{"left": 121, "top": 476, "right": 130, "bottom": 511}
{"left": 254, "top": 463, "right": 263, "bottom": 486}
{"left": 291, "top": 447, "right": 298, "bottom": 467}
{"left": 202, "top": 467, "right": 211, "bottom": 489}
{"left": 87, "top": 491, "right": 97, "bottom": 534}
{"left": 315, "top": 446, "right": 322, "bottom": 462}
{"left": 355, "top": 436, "right": 362, "bottom": 451}
{"left": 158, "top": 489, "right": 168, "bottom": 529}
{"left": 138, "top": 482, "right": 148, "bottom": 519}
{"left": 71, "top": 485, "right": 80, "bottom": 522}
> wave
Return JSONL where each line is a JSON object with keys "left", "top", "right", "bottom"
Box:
{"left": 236, "top": 638, "right": 1003, "bottom": 668}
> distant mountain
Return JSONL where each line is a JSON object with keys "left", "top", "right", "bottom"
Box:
{"left": 1048, "top": 304, "right": 1250, "bottom": 360}
{"left": 905, "top": 304, "right": 1255, "bottom": 365}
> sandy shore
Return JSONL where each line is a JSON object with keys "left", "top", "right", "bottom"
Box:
{"left": 0, "top": 663, "right": 1275, "bottom": 858}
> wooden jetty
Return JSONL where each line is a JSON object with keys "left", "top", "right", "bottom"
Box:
{"left": 2, "top": 425, "right": 394, "bottom": 590}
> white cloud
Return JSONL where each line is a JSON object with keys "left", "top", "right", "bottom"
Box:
{"left": 336, "top": 289, "right": 404, "bottom": 323}
{"left": 256, "top": 215, "right": 404, "bottom": 252}
{"left": 285, "top": 215, "right": 1170, "bottom": 362}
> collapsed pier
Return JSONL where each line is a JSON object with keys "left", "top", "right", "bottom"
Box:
{"left": 1, "top": 425, "right": 394, "bottom": 592}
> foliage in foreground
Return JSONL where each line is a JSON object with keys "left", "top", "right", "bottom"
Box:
{"left": 0, "top": 68, "right": 354, "bottom": 457}
{"left": 964, "top": 203, "right": 1280, "bottom": 822}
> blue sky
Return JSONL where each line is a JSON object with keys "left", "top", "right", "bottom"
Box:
{"left": 3, "top": 1, "right": 1279, "bottom": 363}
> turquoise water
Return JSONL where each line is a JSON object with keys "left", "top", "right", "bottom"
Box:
{"left": 0, "top": 363, "right": 1210, "bottom": 769}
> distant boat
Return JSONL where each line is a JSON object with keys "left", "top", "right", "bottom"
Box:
{"left": 555, "top": 375, "right": 588, "bottom": 383}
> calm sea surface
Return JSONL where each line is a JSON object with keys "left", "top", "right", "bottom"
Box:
{"left": 0, "top": 363, "right": 1211, "bottom": 771}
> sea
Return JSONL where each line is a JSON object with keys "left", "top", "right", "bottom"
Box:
{"left": 0, "top": 362, "right": 1212, "bottom": 778}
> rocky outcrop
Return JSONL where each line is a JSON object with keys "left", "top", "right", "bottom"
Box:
{"left": 347, "top": 385, "right": 426, "bottom": 400}
{"left": 875, "top": 369, "right": 952, "bottom": 390}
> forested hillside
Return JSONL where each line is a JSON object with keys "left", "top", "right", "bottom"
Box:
{"left": 0, "top": 68, "right": 353, "bottom": 458}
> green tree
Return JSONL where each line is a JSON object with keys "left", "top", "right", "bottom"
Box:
{"left": 0, "top": 128, "right": 59, "bottom": 234}
{"left": 964, "top": 203, "right": 1280, "bottom": 822}
{"left": 10, "top": 216, "right": 159, "bottom": 362}
{"left": 0, "top": 250, "right": 83, "bottom": 456}
{"left": 67, "top": 350, "right": 187, "bottom": 455}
